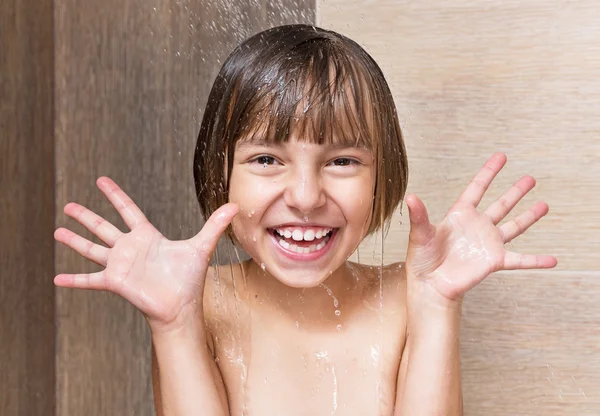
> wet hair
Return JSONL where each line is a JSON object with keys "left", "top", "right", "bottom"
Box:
{"left": 194, "top": 24, "right": 408, "bottom": 237}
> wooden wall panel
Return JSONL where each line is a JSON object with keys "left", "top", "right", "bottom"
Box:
{"left": 54, "top": 1, "right": 314, "bottom": 415}
{"left": 0, "top": 0, "right": 55, "bottom": 414}
{"left": 318, "top": 1, "right": 600, "bottom": 414}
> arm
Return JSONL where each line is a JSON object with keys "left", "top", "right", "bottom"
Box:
{"left": 51, "top": 178, "right": 238, "bottom": 416}
{"left": 151, "top": 311, "right": 229, "bottom": 416}
{"left": 394, "top": 153, "right": 557, "bottom": 414}
{"left": 394, "top": 293, "right": 463, "bottom": 416}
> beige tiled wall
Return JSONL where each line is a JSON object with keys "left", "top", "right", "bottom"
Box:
{"left": 318, "top": 1, "right": 600, "bottom": 414}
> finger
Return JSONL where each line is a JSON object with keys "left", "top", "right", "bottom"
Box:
{"left": 54, "top": 228, "right": 110, "bottom": 267}
{"left": 96, "top": 177, "right": 148, "bottom": 230}
{"left": 54, "top": 270, "right": 108, "bottom": 290}
{"left": 499, "top": 201, "right": 549, "bottom": 243}
{"left": 188, "top": 203, "right": 239, "bottom": 259}
{"left": 503, "top": 251, "right": 558, "bottom": 270}
{"left": 406, "top": 194, "right": 435, "bottom": 247}
{"left": 483, "top": 175, "right": 536, "bottom": 225}
{"left": 457, "top": 153, "right": 507, "bottom": 207}
{"left": 63, "top": 202, "right": 123, "bottom": 246}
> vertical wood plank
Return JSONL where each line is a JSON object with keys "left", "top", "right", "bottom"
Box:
{"left": 0, "top": 0, "right": 55, "bottom": 414}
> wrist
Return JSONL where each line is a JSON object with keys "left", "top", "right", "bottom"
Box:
{"left": 406, "top": 281, "right": 463, "bottom": 335}
{"left": 407, "top": 281, "right": 463, "bottom": 312}
{"left": 148, "top": 302, "right": 205, "bottom": 338}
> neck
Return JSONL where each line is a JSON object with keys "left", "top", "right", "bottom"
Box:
{"left": 243, "top": 260, "right": 369, "bottom": 326}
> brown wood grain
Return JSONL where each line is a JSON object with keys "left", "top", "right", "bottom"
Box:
{"left": 0, "top": 0, "right": 55, "bottom": 414}
{"left": 54, "top": 1, "right": 314, "bottom": 415}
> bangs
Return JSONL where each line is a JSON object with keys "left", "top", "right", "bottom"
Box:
{"left": 234, "top": 42, "right": 377, "bottom": 151}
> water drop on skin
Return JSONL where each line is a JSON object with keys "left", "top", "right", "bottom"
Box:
{"left": 260, "top": 263, "right": 266, "bottom": 271}
{"left": 335, "top": 310, "right": 341, "bottom": 316}
{"left": 336, "top": 324, "right": 342, "bottom": 331}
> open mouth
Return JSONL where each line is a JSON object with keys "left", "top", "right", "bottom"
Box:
{"left": 267, "top": 227, "right": 338, "bottom": 260}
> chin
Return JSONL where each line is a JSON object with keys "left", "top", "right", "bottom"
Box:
{"left": 268, "top": 268, "right": 333, "bottom": 288}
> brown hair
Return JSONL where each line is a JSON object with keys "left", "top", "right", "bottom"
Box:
{"left": 194, "top": 24, "right": 408, "bottom": 237}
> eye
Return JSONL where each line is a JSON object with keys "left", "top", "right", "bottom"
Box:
{"left": 329, "top": 157, "right": 360, "bottom": 167}
{"left": 250, "top": 155, "right": 279, "bottom": 167}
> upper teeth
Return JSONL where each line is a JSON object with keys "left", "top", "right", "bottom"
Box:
{"left": 275, "top": 228, "right": 332, "bottom": 241}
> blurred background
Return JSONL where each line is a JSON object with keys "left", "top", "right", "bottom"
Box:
{"left": 1, "top": 0, "right": 599, "bottom": 414}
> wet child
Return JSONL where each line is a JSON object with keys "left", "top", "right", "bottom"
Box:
{"left": 54, "top": 24, "right": 557, "bottom": 415}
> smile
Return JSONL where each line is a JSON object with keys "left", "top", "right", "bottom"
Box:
{"left": 268, "top": 227, "right": 338, "bottom": 260}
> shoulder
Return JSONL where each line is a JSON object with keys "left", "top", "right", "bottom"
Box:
{"left": 202, "top": 261, "right": 252, "bottom": 347}
{"left": 203, "top": 261, "right": 248, "bottom": 319}
{"left": 348, "top": 261, "right": 407, "bottom": 313}
{"left": 347, "top": 260, "right": 406, "bottom": 287}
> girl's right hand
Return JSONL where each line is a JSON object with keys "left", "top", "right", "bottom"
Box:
{"left": 54, "top": 177, "right": 238, "bottom": 334}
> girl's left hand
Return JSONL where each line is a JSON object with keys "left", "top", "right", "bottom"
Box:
{"left": 404, "top": 153, "right": 557, "bottom": 308}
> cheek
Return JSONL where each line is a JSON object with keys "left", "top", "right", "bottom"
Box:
{"left": 327, "top": 176, "right": 374, "bottom": 225}
{"left": 228, "top": 169, "right": 281, "bottom": 238}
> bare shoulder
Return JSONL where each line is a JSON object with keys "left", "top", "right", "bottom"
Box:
{"left": 203, "top": 261, "right": 249, "bottom": 315}
{"left": 347, "top": 261, "right": 407, "bottom": 314}
{"left": 203, "top": 261, "right": 252, "bottom": 342}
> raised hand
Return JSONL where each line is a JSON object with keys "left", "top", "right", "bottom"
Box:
{"left": 404, "top": 153, "right": 557, "bottom": 305}
{"left": 54, "top": 177, "right": 238, "bottom": 332}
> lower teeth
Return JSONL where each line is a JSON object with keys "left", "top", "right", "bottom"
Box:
{"left": 276, "top": 234, "right": 331, "bottom": 254}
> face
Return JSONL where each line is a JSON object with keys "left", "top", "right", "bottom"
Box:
{"left": 228, "top": 135, "right": 375, "bottom": 288}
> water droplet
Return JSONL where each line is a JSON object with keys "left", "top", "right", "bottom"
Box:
{"left": 336, "top": 324, "right": 342, "bottom": 331}
{"left": 335, "top": 310, "right": 341, "bottom": 316}
{"left": 303, "top": 215, "right": 309, "bottom": 222}
{"left": 252, "top": 235, "right": 257, "bottom": 242}
{"left": 260, "top": 263, "right": 266, "bottom": 271}
{"left": 192, "top": 299, "right": 197, "bottom": 304}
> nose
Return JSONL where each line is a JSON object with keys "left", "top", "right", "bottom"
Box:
{"left": 283, "top": 167, "right": 327, "bottom": 215}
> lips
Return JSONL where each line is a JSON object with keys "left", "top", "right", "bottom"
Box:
{"left": 268, "top": 228, "right": 338, "bottom": 261}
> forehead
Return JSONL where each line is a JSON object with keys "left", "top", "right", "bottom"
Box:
{"left": 230, "top": 50, "right": 378, "bottom": 152}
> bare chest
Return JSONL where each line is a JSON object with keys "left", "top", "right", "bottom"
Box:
{"left": 212, "top": 310, "right": 406, "bottom": 416}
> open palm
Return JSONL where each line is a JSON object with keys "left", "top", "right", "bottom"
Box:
{"left": 405, "top": 153, "right": 557, "bottom": 303}
{"left": 54, "top": 177, "right": 238, "bottom": 330}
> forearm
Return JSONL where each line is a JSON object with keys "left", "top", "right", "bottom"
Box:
{"left": 151, "top": 309, "right": 227, "bottom": 416}
{"left": 395, "top": 286, "right": 463, "bottom": 416}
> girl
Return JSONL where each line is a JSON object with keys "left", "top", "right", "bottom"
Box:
{"left": 54, "top": 25, "right": 557, "bottom": 415}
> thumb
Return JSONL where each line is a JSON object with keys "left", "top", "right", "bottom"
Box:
{"left": 189, "top": 203, "right": 239, "bottom": 258}
{"left": 405, "top": 194, "right": 435, "bottom": 247}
